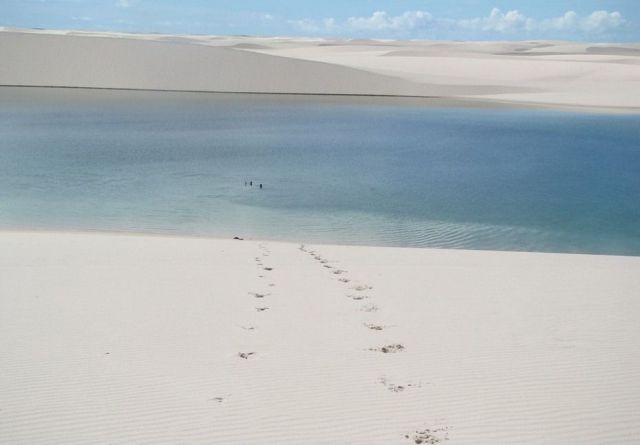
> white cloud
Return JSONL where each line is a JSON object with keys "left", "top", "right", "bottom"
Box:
{"left": 459, "top": 8, "right": 534, "bottom": 33}
{"left": 116, "top": 0, "right": 130, "bottom": 8}
{"left": 290, "top": 11, "right": 431, "bottom": 35}
{"left": 581, "top": 10, "right": 625, "bottom": 33}
{"left": 541, "top": 10, "right": 578, "bottom": 31}
{"left": 347, "top": 10, "right": 432, "bottom": 32}
{"left": 290, "top": 9, "right": 626, "bottom": 37}
{"left": 540, "top": 10, "right": 625, "bottom": 33}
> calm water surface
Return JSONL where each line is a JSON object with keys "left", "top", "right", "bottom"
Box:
{"left": 1, "top": 87, "right": 639, "bottom": 255}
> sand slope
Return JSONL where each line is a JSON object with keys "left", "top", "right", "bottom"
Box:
{"left": 0, "top": 31, "right": 435, "bottom": 96}
{"left": 1, "top": 29, "right": 639, "bottom": 111}
{"left": 1, "top": 232, "right": 639, "bottom": 444}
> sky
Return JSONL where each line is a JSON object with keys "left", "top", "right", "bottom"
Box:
{"left": 2, "top": 0, "right": 639, "bottom": 42}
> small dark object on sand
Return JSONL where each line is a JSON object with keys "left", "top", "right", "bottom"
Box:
{"left": 233, "top": 236, "right": 244, "bottom": 240}
{"left": 238, "top": 352, "right": 255, "bottom": 359}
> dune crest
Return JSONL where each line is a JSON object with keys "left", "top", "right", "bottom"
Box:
{"left": 1, "top": 29, "right": 639, "bottom": 111}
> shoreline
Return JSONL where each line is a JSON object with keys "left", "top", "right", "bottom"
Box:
{"left": 2, "top": 228, "right": 639, "bottom": 259}
{"left": 2, "top": 83, "right": 639, "bottom": 116}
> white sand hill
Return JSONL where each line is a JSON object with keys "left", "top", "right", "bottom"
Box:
{"left": 1, "top": 232, "right": 639, "bottom": 444}
{"left": 1, "top": 28, "right": 640, "bottom": 111}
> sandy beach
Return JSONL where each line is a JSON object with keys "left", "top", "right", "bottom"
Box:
{"left": 1, "top": 28, "right": 640, "bottom": 112}
{"left": 1, "top": 231, "right": 639, "bottom": 444}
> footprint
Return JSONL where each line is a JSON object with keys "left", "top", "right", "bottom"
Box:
{"left": 210, "top": 396, "right": 228, "bottom": 403}
{"left": 404, "top": 427, "right": 449, "bottom": 444}
{"left": 263, "top": 267, "right": 273, "bottom": 271}
{"left": 361, "top": 303, "right": 379, "bottom": 312}
{"left": 241, "top": 326, "right": 256, "bottom": 331}
{"left": 378, "top": 377, "right": 405, "bottom": 393}
{"left": 320, "top": 260, "right": 328, "bottom": 264}
{"left": 370, "top": 344, "right": 405, "bottom": 353}
{"left": 323, "top": 265, "right": 333, "bottom": 269}
{"left": 352, "top": 285, "right": 373, "bottom": 291}
{"left": 338, "top": 278, "right": 350, "bottom": 283}
{"left": 268, "top": 283, "right": 275, "bottom": 287}
{"left": 249, "top": 292, "right": 268, "bottom": 298}
{"left": 379, "top": 377, "right": 422, "bottom": 392}
{"left": 347, "top": 294, "right": 368, "bottom": 301}
{"left": 364, "top": 323, "right": 384, "bottom": 330}
{"left": 333, "top": 269, "right": 347, "bottom": 275}
{"left": 256, "top": 307, "right": 270, "bottom": 312}
{"left": 238, "top": 352, "right": 256, "bottom": 359}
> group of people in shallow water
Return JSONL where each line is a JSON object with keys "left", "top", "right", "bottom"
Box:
{"left": 245, "top": 180, "right": 263, "bottom": 189}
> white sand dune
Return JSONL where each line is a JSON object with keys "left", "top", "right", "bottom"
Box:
{"left": 1, "top": 28, "right": 639, "bottom": 111}
{"left": 1, "top": 231, "right": 639, "bottom": 444}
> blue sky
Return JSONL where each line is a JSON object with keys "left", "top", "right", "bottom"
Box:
{"left": 2, "top": 1, "right": 639, "bottom": 41}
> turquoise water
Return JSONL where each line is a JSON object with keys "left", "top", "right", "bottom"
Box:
{"left": 1, "top": 87, "right": 639, "bottom": 255}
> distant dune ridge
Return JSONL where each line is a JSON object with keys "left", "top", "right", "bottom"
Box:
{"left": 1, "top": 28, "right": 639, "bottom": 111}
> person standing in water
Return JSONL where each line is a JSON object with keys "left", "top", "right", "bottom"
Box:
{"left": 259, "top": 184, "right": 263, "bottom": 189}
{"left": 249, "top": 181, "right": 253, "bottom": 186}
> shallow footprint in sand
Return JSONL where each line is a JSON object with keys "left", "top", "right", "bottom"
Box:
{"left": 404, "top": 427, "right": 449, "bottom": 444}
{"left": 361, "top": 303, "right": 379, "bottom": 312}
{"left": 379, "top": 377, "right": 422, "bottom": 392}
{"left": 256, "top": 306, "right": 270, "bottom": 312}
{"left": 363, "top": 323, "right": 384, "bottom": 330}
{"left": 352, "top": 284, "right": 373, "bottom": 291}
{"left": 378, "top": 377, "right": 405, "bottom": 393}
{"left": 347, "top": 294, "right": 368, "bottom": 301}
{"left": 238, "top": 352, "right": 256, "bottom": 359}
{"left": 249, "top": 292, "right": 268, "bottom": 298}
{"left": 263, "top": 267, "right": 273, "bottom": 271}
{"left": 370, "top": 344, "right": 404, "bottom": 353}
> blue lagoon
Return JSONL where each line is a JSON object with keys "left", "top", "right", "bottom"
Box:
{"left": 1, "top": 87, "right": 639, "bottom": 255}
